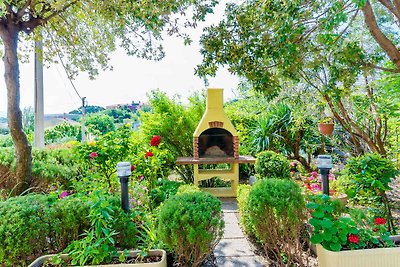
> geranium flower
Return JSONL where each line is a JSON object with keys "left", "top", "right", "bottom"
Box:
{"left": 145, "top": 151, "right": 154, "bottom": 159}
{"left": 89, "top": 152, "right": 98, "bottom": 159}
{"left": 150, "top": 135, "right": 161, "bottom": 147}
{"left": 348, "top": 234, "right": 359, "bottom": 244}
{"left": 374, "top": 217, "right": 386, "bottom": 225}
{"left": 311, "top": 183, "right": 321, "bottom": 192}
{"left": 59, "top": 191, "right": 69, "bottom": 199}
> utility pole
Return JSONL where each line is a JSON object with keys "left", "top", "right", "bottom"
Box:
{"left": 34, "top": 37, "right": 45, "bottom": 148}
{"left": 81, "top": 97, "right": 86, "bottom": 142}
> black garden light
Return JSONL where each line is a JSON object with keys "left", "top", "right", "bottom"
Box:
{"left": 117, "top": 161, "right": 131, "bottom": 213}
{"left": 317, "top": 155, "right": 333, "bottom": 196}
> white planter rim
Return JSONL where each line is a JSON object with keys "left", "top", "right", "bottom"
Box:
{"left": 28, "top": 249, "right": 167, "bottom": 267}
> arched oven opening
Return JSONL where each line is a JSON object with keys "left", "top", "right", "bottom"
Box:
{"left": 198, "top": 128, "right": 234, "bottom": 158}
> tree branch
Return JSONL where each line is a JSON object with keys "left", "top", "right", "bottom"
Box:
{"left": 364, "top": 72, "right": 386, "bottom": 154}
{"left": 17, "top": 0, "right": 33, "bottom": 19}
{"left": 42, "top": 0, "right": 78, "bottom": 23}
{"left": 362, "top": 0, "right": 400, "bottom": 69}
{"left": 378, "top": 0, "right": 400, "bottom": 21}
{"left": 365, "top": 62, "right": 400, "bottom": 72}
{"left": 395, "top": 0, "right": 400, "bottom": 18}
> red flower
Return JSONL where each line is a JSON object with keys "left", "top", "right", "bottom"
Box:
{"left": 150, "top": 135, "right": 161, "bottom": 147}
{"left": 145, "top": 151, "right": 154, "bottom": 159}
{"left": 374, "top": 217, "right": 386, "bottom": 225}
{"left": 89, "top": 152, "right": 98, "bottom": 159}
{"left": 348, "top": 234, "right": 359, "bottom": 244}
{"left": 131, "top": 165, "right": 135, "bottom": 172}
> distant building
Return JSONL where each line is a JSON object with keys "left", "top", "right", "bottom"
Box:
{"left": 106, "top": 100, "right": 143, "bottom": 112}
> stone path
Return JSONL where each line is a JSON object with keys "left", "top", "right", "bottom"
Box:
{"left": 213, "top": 198, "right": 265, "bottom": 267}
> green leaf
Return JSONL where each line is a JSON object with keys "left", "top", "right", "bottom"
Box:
{"left": 320, "top": 218, "right": 333, "bottom": 228}
{"left": 312, "top": 210, "right": 325, "bottom": 218}
{"left": 311, "top": 234, "right": 324, "bottom": 244}
{"left": 329, "top": 243, "right": 341, "bottom": 251}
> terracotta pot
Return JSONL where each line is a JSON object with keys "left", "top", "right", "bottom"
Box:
{"left": 318, "top": 123, "right": 334, "bottom": 135}
{"left": 28, "top": 250, "right": 167, "bottom": 267}
{"left": 316, "top": 239, "right": 400, "bottom": 267}
{"left": 329, "top": 190, "right": 348, "bottom": 205}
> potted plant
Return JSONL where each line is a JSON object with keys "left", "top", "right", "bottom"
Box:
{"left": 307, "top": 194, "right": 400, "bottom": 267}
{"left": 28, "top": 191, "right": 167, "bottom": 267}
{"left": 318, "top": 117, "right": 334, "bottom": 135}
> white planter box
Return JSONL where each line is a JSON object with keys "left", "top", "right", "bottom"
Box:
{"left": 316, "top": 244, "right": 400, "bottom": 267}
{"left": 28, "top": 250, "right": 167, "bottom": 267}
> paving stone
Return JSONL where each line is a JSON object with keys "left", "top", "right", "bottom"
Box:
{"left": 223, "top": 212, "right": 240, "bottom": 224}
{"left": 216, "top": 256, "right": 265, "bottom": 267}
{"left": 220, "top": 198, "right": 238, "bottom": 212}
{"left": 223, "top": 223, "right": 243, "bottom": 239}
{"left": 214, "top": 238, "right": 254, "bottom": 257}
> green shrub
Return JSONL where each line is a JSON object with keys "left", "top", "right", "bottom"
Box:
{"left": 0, "top": 194, "right": 91, "bottom": 266}
{"left": 0, "top": 192, "right": 139, "bottom": 266}
{"left": 343, "top": 153, "right": 398, "bottom": 233}
{"left": 150, "top": 179, "right": 183, "bottom": 208}
{"left": 157, "top": 192, "right": 224, "bottom": 267}
{"left": 0, "top": 134, "right": 13, "bottom": 147}
{"left": 139, "top": 90, "right": 205, "bottom": 183}
{"left": 247, "top": 178, "right": 306, "bottom": 266}
{"left": 0, "top": 147, "right": 15, "bottom": 167}
{"left": 236, "top": 184, "right": 256, "bottom": 238}
{"left": 74, "top": 125, "right": 133, "bottom": 188}
{"left": 44, "top": 122, "right": 80, "bottom": 145}
{"left": 254, "top": 150, "right": 290, "bottom": 179}
{"left": 176, "top": 184, "right": 200, "bottom": 195}
{"left": 32, "top": 148, "right": 82, "bottom": 188}
{"left": 0, "top": 147, "right": 83, "bottom": 192}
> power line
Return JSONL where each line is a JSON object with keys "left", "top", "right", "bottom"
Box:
{"left": 47, "top": 30, "right": 82, "bottom": 100}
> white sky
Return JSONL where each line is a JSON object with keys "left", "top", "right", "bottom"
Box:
{"left": 0, "top": 2, "right": 239, "bottom": 115}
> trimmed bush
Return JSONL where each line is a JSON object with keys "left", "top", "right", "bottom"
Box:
{"left": 254, "top": 150, "right": 290, "bottom": 179}
{"left": 237, "top": 184, "right": 256, "bottom": 238}
{"left": 0, "top": 194, "right": 91, "bottom": 266}
{"left": 247, "top": 178, "right": 306, "bottom": 266}
{"left": 0, "top": 192, "right": 139, "bottom": 266}
{"left": 157, "top": 192, "right": 224, "bottom": 267}
{"left": 176, "top": 184, "right": 200, "bottom": 195}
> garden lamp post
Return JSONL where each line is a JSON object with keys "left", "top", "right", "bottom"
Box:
{"left": 317, "top": 155, "right": 333, "bottom": 195}
{"left": 117, "top": 162, "right": 131, "bottom": 213}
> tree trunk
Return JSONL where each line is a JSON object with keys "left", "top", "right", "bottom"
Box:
{"left": 1, "top": 25, "right": 33, "bottom": 195}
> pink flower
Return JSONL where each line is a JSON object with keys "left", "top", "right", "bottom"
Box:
{"left": 139, "top": 176, "right": 144, "bottom": 181}
{"left": 374, "top": 217, "right": 386, "bottom": 225}
{"left": 150, "top": 135, "right": 161, "bottom": 147}
{"left": 348, "top": 234, "right": 359, "bottom": 244}
{"left": 59, "top": 191, "right": 69, "bottom": 199}
{"left": 89, "top": 152, "right": 98, "bottom": 159}
{"left": 310, "top": 171, "right": 318, "bottom": 177}
{"left": 329, "top": 173, "right": 336, "bottom": 181}
{"left": 145, "top": 151, "right": 154, "bottom": 159}
{"left": 311, "top": 183, "right": 321, "bottom": 192}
